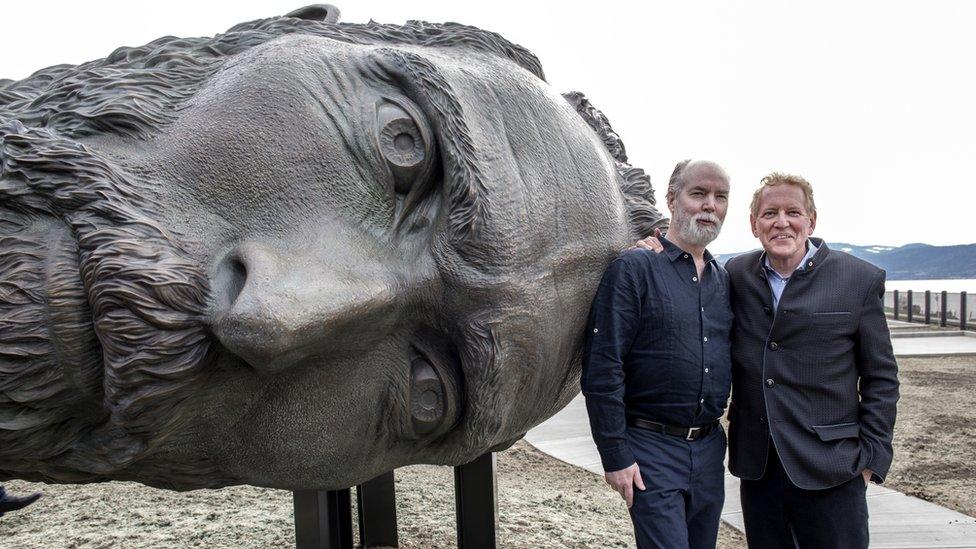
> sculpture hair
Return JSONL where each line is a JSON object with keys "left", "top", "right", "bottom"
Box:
{"left": 562, "top": 91, "right": 668, "bottom": 238}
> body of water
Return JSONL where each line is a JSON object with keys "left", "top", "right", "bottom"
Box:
{"left": 884, "top": 279, "right": 976, "bottom": 293}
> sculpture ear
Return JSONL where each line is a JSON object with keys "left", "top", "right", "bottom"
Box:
{"left": 285, "top": 4, "right": 341, "bottom": 23}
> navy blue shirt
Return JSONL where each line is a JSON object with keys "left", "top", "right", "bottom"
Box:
{"left": 581, "top": 238, "right": 733, "bottom": 472}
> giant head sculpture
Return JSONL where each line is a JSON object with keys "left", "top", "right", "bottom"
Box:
{"left": 0, "top": 5, "right": 666, "bottom": 490}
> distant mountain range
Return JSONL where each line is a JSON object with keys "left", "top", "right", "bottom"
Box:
{"left": 714, "top": 243, "right": 976, "bottom": 280}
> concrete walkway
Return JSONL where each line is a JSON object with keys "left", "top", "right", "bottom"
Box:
{"left": 526, "top": 395, "right": 976, "bottom": 548}
{"left": 525, "top": 327, "right": 976, "bottom": 547}
{"left": 890, "top": 329, "right": 976, "bottom": 358}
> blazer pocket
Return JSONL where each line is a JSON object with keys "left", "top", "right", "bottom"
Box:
{"left": 806, "top": 311, "right": 853, "bottom": 330}
{"left": 811, "top": 422, "right": 860, "bottom": 441}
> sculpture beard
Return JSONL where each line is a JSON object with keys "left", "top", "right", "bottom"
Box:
{"left": 0, "top": 120, "right": 215, "bottom": 482}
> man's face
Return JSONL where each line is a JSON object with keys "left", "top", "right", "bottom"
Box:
{"left": 667, "top": 167, "right": 730, "bottom": 246}
{"left": 48, "top": 35, "right": 632, "bottom": 489}
{"left": 750, "top": 184, "right": 817, "bottom": 265}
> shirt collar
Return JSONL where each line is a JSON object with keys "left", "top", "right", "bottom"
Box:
{"left": 763, "top": 239, "right": 820, "bottom": 278}
{"left": 661, "top": 235, "right": 716, "bottom": 264}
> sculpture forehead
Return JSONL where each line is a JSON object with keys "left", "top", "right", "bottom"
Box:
{"left": 146, "top": 36, "right": 392, "bottom": 234}
{"left": 144, "top": 33, "right": 618, "bottom": 251}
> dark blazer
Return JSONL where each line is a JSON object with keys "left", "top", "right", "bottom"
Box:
{"left": 725, "top": 238, "right": 899, "bottom": 490}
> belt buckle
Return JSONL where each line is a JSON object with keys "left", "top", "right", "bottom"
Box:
{"left": 686, "top": 426, "right": 700, "bottom": 440}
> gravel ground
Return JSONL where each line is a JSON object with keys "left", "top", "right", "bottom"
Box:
{"left": 5, "top": 354, "right": 969, "bottom": 547}
{"left": 883, "top": 355, "right": 976, "bottom": 517}
{"left": 0, "top": 441, "right": 744, "bottom": 548}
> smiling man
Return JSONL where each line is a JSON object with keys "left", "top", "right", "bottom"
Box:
{"left": 582, "top": 159, "right": 733, "bottom": 549}
{"left": 726, "top": 173, "right": 899, "bottom": 548}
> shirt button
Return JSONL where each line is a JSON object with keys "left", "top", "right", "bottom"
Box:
{"left": 692, "top": 276, "right": 698, "bottom": 282}
{"left": 769, "top": 341, "right": 779, "bottom": 351}
{"left": 703, "top": 336, "right": 708, "bottom": 342}
{"left": 704, "top": 368, "right": 709, "bottom": 373}
{"left": 593, "top": 328, "right": 598, "bottom": 333}
{"left": 766, "top": 378, "right": 775, "bottom": 388}
{"left": 684, "top": 254, "right": 689, "bottom": 259}
{"left": 808, "top": 261, "right": 814, "bottom": 267}
{"left": 700, "top": 398, "right": 705, "bottom": 404}
{"left": 701, "top": 307, "right": 705, "bottom": 312}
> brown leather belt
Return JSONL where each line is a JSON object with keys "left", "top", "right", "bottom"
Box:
{"left": 627, "top": 417, "right": 719, "bottom": 441}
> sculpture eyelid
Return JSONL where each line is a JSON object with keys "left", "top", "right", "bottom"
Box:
{"left": 371, "top": 93, "right": 441, "bottom": 232}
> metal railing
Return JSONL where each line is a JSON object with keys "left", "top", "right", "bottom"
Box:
{"left": 884, "top": 290, "right": 973, "bottom": 330}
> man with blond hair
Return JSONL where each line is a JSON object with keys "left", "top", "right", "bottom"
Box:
{"left": 725, "top": 172, "right": 899, "bottom": 548}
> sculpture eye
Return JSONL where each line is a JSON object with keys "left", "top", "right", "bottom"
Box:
{"left": 376, "top": 100, "right": 435, "bottom": 195}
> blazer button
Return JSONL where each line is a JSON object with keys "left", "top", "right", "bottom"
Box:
{"left": 759, "top": 416, "right": 767, "bottom": 425}
{"left": 769, "top": 341, "right": 779, "bottom": 350}
{"left": 765, "top": 378, "right": 775, "bottom": 388}
{"left": 763, "top": 306, "right": 772, "bottom": 315}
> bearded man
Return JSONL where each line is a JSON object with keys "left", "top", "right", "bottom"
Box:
{"left": 581, "top": 159, "right": 733, "bottom": 549}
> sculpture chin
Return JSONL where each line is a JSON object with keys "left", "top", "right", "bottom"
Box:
{"left": 44, "top": 224, "right": 106, "bottom": 405}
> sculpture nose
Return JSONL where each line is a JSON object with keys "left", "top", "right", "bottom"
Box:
{"left": 211, "top": 240, "right": 399, "bottom": 374}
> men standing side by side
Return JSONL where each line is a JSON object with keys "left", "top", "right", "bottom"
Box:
{"left": 725, "top": 173, "right": 899, "bottom": 549}
{"left": 581, "top": 160, "right": 734, "bottom": 549}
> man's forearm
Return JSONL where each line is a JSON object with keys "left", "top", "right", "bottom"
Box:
{"left": 856, "top": 271, "right": 900, "bottom": 480}
{"left": 580, "top": 254, "right": 642, "bottom": 472}
{"left": 581, "top": 384, "right": 634, "bottom": 472}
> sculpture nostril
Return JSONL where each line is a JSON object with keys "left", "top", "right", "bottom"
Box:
{"left": 285, "top": 4, "right": 341, "bottom": 23}
{"left": 214, "top": 252, "right": 248, "bottom": 313}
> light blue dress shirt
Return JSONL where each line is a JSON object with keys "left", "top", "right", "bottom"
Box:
{"left": 763, "top": 240, "right": 819, "bottom": 311}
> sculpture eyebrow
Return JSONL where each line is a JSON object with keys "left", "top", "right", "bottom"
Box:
{"left": 373, "top": 49, "right": 489, "bottom": 263}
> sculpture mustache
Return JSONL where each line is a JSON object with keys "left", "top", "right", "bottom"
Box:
{"left": 0, "top": 120, "right": 215, "bottom": 480}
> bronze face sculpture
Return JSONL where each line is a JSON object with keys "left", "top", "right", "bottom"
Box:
{"left": 0, "top": 6, "right": 666, "bottom": 490}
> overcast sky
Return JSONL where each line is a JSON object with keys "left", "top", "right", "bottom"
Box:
{"left": 2, "top": 1, "right": 973, "bottom": 253}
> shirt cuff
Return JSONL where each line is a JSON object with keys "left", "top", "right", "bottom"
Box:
{"left": 598, "top": 443, "right": 636, "bottom": 473}
{"left": 862, "top": 438, "right": 892, "bottom": 484}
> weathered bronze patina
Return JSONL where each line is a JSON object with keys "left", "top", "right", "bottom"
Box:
{"left": 0, "top": 5, "right": 665, "bottom": 490}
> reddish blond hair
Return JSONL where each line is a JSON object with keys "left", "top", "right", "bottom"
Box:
{"left": 750, "top": 172, "right": 816, "bottom": 218}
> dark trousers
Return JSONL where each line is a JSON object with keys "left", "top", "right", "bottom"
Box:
{"left": 740, "top": 443, "right": 869, "bottom": 549}
{"left": 626, "top": 425, "right": 726, "bottom": 549}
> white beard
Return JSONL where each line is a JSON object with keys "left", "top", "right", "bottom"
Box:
{"left": 672, "top": 212, "right": 722, "bottom": 247}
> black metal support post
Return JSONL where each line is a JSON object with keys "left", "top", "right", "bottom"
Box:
{"left": 294, "top": 489, "right": 353, "bottom": 549}
{"left": 454, "top": 452, "right": 497, "bottom": 549}
{"left": 357, "top": 471, "right": 398, "bottom": 548}
{"left": 924, "top": 290, "right": 931, "bottom": 324}
{"left": 962, "top": 291, "right": 968, "bottom": 331}
{"left": 906, "top": 290, "right": 914, "bottom": 323}
{"left": 941, "top": 291, "right": 948, "bottom": 327}
{"left": 893, "top": 290, "right": 899, "bottom": 320}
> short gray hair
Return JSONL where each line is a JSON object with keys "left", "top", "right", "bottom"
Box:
{"left": 667, "top": 159, "right": 730, "bottom": 198}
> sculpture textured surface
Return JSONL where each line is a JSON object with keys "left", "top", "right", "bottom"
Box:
{"left": 0, "top": 5, "right": 665, "bottom": 490}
